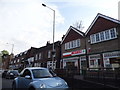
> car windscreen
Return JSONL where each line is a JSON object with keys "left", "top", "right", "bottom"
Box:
{"left": 32, "top": 69, "right": 53, "bottom": 78}
{"left": 10, "top": 71, "right": 19, "bottom": 75}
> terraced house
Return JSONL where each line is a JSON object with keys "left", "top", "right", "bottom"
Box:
{"left": 9, "top": 41, "right": 61, "bottom": 70}
{"left": 7, "top": 13, "right": 120, "bottom": 73}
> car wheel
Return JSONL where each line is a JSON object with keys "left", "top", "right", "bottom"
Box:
{"left": 29, "top": 86, "right": 35, "bottom": 90}
{"left": 12, "top": 82, "right": 16, "bottom": 90}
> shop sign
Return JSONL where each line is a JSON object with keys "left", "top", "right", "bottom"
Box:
{"left": 89, "top": 54, "right": 100, "bottom": 59}
{"left": 103, "top": 51, "right": 120, "bottom": 58}
{"left": 63, "top": 49, "right": 86, "bottom": 57}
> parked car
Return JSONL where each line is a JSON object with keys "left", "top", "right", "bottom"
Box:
{"left": 2, "top": 70, "right": 8, "bottom": 78}
{"left": 12, "top": 67, "right": 68, "bottom": 90}
{"left": 6, "top": 70, "right": 19, "bottom": 79}
{"left": 0, "top": 69, "right": 4, "bottom": 75}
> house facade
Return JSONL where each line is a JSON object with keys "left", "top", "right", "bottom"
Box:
{"left": 34, "top": 41, "right": 61, "bottom": 69}
{"left": 2, "top": 55, "right": 11, "bottom": 70}
{"left": 85, "top": 13, "right": 120, "bottom": 69}
{"left": 9, "top": 41, "right": 61, "bottom": 70}
{"left": 61, "top": 26, "right": 86, "bottom": 74}
{"left": 8, "top": 13, "right": 120, "bottom": 72}
{"left": 9, "top": 47, "right": 38, "bottom": 70}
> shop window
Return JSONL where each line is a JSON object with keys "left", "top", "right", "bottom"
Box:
{"left": 81, "top": 60, "right": 87, "bottom": 68}
{"left": 90, "top": 60, "right": 94, "bottom": 65}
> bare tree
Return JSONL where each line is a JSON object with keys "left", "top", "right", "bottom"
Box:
{"left": 73, "top": 20, "right": 84, "bottom": 31}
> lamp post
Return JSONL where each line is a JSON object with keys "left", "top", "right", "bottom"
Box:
{"left": 6, "top": 43, "right": 14, "bottom": 54}
{"left": 6, "top": 43, "right": 14, "bottom": 69}
{"left": 42, "top": 3, "right": 55, "bottom": 69}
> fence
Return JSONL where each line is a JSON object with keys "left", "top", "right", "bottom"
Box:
{"left": 54, "top": 68, "right": 120, "bottom": 88}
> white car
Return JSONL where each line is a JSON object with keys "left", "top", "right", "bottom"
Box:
{"left": 12, "top": 67, "right": 68, "bottom": 90}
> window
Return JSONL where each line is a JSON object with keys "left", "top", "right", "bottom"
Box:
{"left": 39, "top": 53, "right": 41, "bottom": 59}
{"left": 64, "top": 39, "right": 81, "bottom": 50}
{"left": 105, "top": 30, "right": 110, "bottom": 40}
{"left": 21, "top": 69, "right": 31, "bottom": 77}
{"left": 32, "top": 69, "right": 53, "bottom": 78}
{"left": 71, "top": 41, "right": 74, "bottom": 48}
{"left": 90, "top": 60, "right": 94, "bottom": 65}
{"left": 96, "top": 33, "right": 100, "bottom": 42}
{"left": 35, "top": 54, "right": 38, "bottom": 60}
{"left": 100, "top": 32, "right": 105, "bottom": 41}
{"left": 90, "top": 28, "right": 117, "bottom": 44}
{"left": 77, "top": 39, "right": 80, "bottom": 47}
{"left": 48, "top": 51, "right": 51, "bottom": 58}
{"left": 90, "top": 34, "right": 95, "bottom": 43}
{"left": 73, "top": 40, "right": 77, "bottom": 48}
{"left": 66, "top": 42, "right": 69, "bottom": 49}
{"left": 110, "top": 28, "right": 116, "bottom": 38}
{"left": 17, "top": 59, "right": 20, "bottom": 63}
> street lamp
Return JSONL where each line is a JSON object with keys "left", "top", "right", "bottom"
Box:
{"left": 6, "top": 43, "right": 14, "bottom": 54}
{"left": 42, "top": 3, "right": 56, "bottom": 69}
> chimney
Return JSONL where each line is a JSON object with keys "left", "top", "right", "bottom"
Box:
{"left": 62, "top": 35, "right": 65, "bottom": 40}
{"left": 46, "top": 41, "right": 50, "bottom": 46}
{"left": 118, "top": 1, "right": 120, "bottom": 20}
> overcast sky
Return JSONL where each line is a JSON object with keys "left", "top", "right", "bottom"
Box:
{"left": 0, "top": 0, "right": 120, "bottom": 55}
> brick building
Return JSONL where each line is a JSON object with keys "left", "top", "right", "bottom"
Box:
{"left": 2, "top": 54, "right": 14, "bottom": 70}
{"left": 9, "top": 47, "right": 38, "bottom": 70}
{"left": 34, "top": 41, "right": 61, "bottom": 69}
{"left": 85, "top": 13, "right": 120, "bottom": 69}
{"left": 10, "top": 41, "right": 61, "bottom": 70}
{"left": 61, "top": 26, "right": 86, "bottom": 74}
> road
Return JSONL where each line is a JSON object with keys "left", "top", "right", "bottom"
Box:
{"left": 1, "top": 75, "right": 13, "bottom": 90}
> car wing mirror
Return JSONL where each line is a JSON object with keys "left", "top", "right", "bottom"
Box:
{"left": 10, "top": 73, "right": 14, "bottom": 75}
{"left": 25, "top": 75, "right": 31, "bottom": 79}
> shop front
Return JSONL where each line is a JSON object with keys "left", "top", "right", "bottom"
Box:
{"left": 80, "top": 56, "right": 87, "bottom": 74}
{"left": 88, "top": 54, "right": 101, "bottom": 68}
{"left": 62, "top": 49, "right": 86, "bottom": 74}
{"left": 103, "top": 51, "right": 120, "bottom": 69}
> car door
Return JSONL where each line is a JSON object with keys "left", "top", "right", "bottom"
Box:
{"left": 18, "top": 69, "right": 33, "bottom": 88}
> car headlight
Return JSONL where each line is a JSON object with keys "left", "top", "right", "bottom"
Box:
{"left": 40, "top": 84, "right": 46, "bottom": 88}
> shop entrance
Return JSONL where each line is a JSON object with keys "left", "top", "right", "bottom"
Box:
{"left": 65, "top": 62, "right": 78, "bottom": 75}
{"left": 110, "top": 58, "right": 120, "bottom": 68}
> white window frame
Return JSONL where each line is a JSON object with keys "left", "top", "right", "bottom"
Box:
{"left": 35, "top": 54, "right": 38, "bottom": 60}
{"left": 48, "top": 51, "right": 51, "bottom": 58}
{"left": 105, "top": 30, "right": 110, "bottom": 40}
{"left": 39, "top": 53, "right": 41, "bottom": 59}
{"left": 110, "top": 28, "right": 117, "bottom": 39}
{"left": 96, "top": 33, "right": 100, "bottom": 42}
{"left": 65, "top": 39, "right": 81, "bottom": 50}
{"left": 100, "top": 31, "right": 105, "bottom": 41}
{"left": 90, "top": 28, "right": 117, "bottom": 44}
{"left": 77, "top": 39, "right": 80, "bottom": 47}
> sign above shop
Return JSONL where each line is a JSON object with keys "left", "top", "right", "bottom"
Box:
{"left": 63, "top": 49, "right": 86, "bottom": 57}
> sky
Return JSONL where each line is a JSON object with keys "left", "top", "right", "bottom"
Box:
{"left": 0, "top": 0, "right": 120, "bottom": 55}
